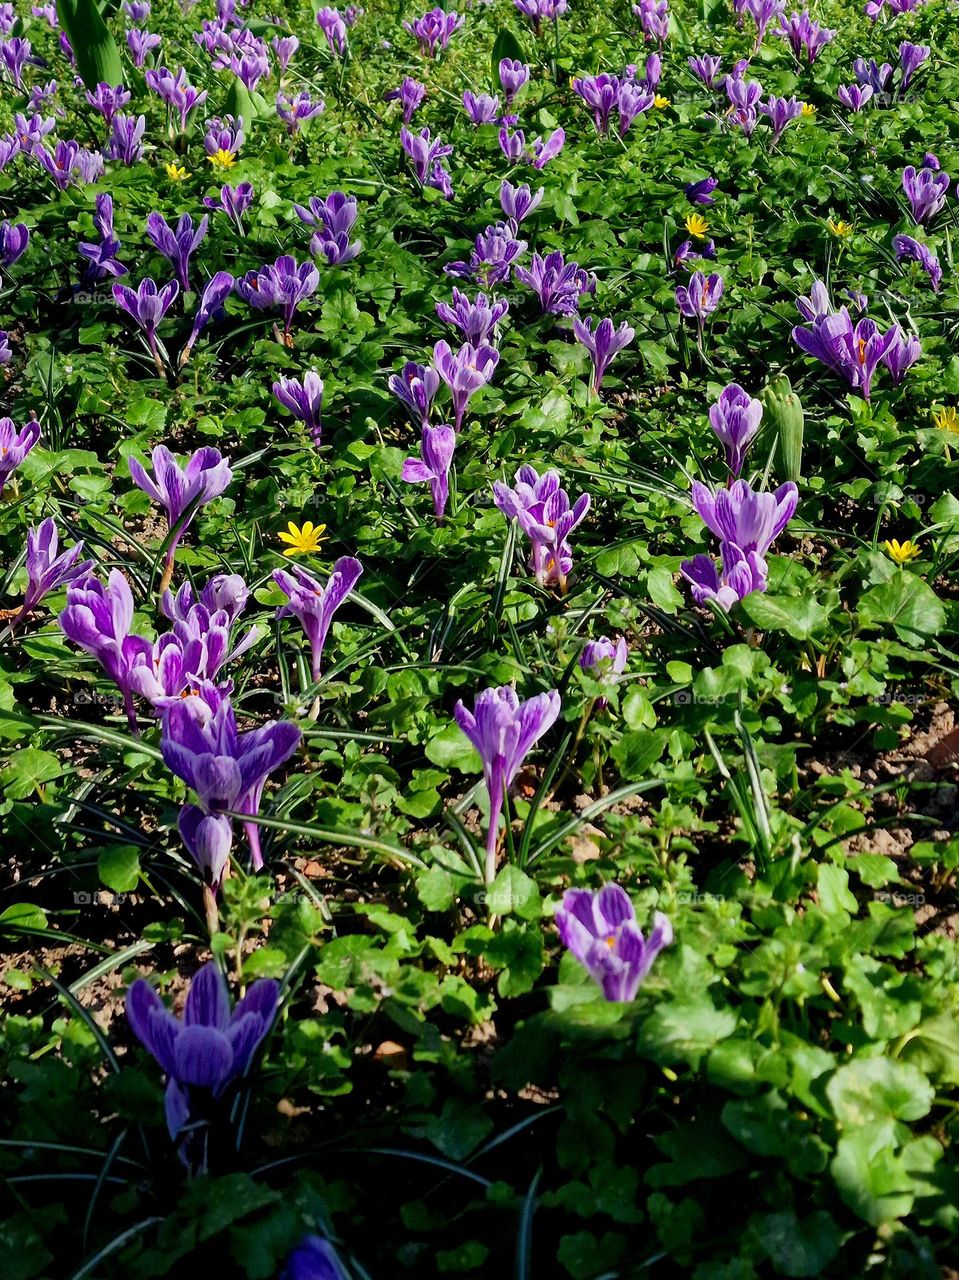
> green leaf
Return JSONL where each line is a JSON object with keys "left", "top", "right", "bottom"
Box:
{"left": 98, "top": 845, "right": 142, "bottom": 893}
{"left": 0, "top": 903, "right": 48, "bottom": 932}
{"left": 424, "top": 722, "right": 481, "bottom": 772}
{"left": 741, "top": 593, "right": 828, "bottom": 640}
{"left": 485, "top": 866, "right": 541, "bottom": 919}
{"left": 424, "top": 1097, "right": 494, "bottom": 1160}
{"left": 753, "top": 1210, "right": 841, "bottom": 1278}
{"left": 858, "top": 574, "right": 945, "bottom": 641}
{"left": 0, "top": 747, "right": 62, "bottom": 799}
{"left": 56, "top": 0, "right": 123, "bottom": 89}
{"left": 826, "top": 1057, "right": 933, "bottom": 1129}
{"left": 817, "top": 864, "right": 857, "bottom": 916}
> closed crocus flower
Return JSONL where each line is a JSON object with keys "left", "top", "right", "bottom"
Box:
{"left": 463, "top": 90, "right": 500, "bottom": 124}
{"left": 112, "top": 276, "right": 179, "bottom": 371}
{"left": 838, "top": 82, "right": 872, "bottom": 111}
{"left": 555, "top": 885, "right": 672, "bottom": 1002}
{"left": 0, "top": 219, "right": 28, "bottom": 266}
{"left": 892, "top": 234, "right": 941, "bottom": 292}
{"left": 499, "top": 179, "right": 544, "bottom": 226}
{"left": 388, "top": 360, "right": 440, "bottom": 426}
{"left": 402, "top": 423, "right": 456, "bottom": 522}
{"left": 573, "top": 315, "right": 635, "bottom": 394}
{"left": 881, "top": 327, "right": 921, "bottom": 385}
{"left": 680, "top": 543, "right": 768, "bottom": 610}
{"left": 273, "top": 370, "right": 324, "bottom": 445}
{"left": 273, "top": 556, "right": 363, "bottom": 683}
{"left": 0, "top": 415, "right": 41, "bottom": 496}
{"left": 901, "top": 163, "right": 949, "bottom": 225}
{"left": 493, "top": 463, "right": 590, "bottom": 591}
{"left": 580, "top": 635, "right": 628, "bottom": 708}
{"left": 12, "top": 517, "right": 92, "bottom": 628}
{"left": 709, "top": 383, "right": 763, "bottom": 477}
{"left": 281, "top": 1234, "right": 350, "bottom": 1280}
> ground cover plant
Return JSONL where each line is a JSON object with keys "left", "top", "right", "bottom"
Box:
{"left": 0, "top": 0, "right": 958, "bottom": 1273}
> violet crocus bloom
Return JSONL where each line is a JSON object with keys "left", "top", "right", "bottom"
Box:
{"left": 126, "top": 963, "right": 279, "bottom": 1170}
{"left": 580, "top": 635, "right": 628, "bottom": 708}
{"left": 203, "top": 114, "right": 244, "bottom": 163}
{"left": 403, "top": 6, "right": 463, "bottom": 58}
{"left": 685, "top": 176, "right": 718, "bottom": 205}
{"left": 455, "top": 684, "right": 561, "bottom": 882}
{"left": 463, "top": 91, "right": 500, "bottom": 125}
{"left": 0, "top": 36, "right": 31, "bottom": 87}
{"left": 105, "top": 113, "right": 147, "bottom": 165}
{"left": 161, "top": 681, "right": 301, "bottom": 868}
{"left": 436, "top": 288, "right": 509, "bottom": 346}
{"left": 680, "top": 543, "right": 767, "bottom": 610}
{"left": 388, "top": 361, "right": 440, "bottom": 426}
{"left": 573, "top": 316, "right": 635, "bottom": 394}
{"left": 902, "top": 163, "right": 949, "bottom": 226}
{"left": 792, "top": 308, "right": 898, "bottom": 400}
{"left": 146, "top": 212, "right": 208, "bottom": 292}
{"left": 573, "top": 73, "right": 622, "bottom": 135}
{"left": 180, "top": 270, "right": 234, "bottom": 366}
{"left": 112, "top": 277, "right": 179, "bottom": 368}
{"left": 273, "top": 371, "right": 324, "bottom": 445}
{"left": 162, "top": 573, "right": 250, "bottom": 627}
{"left": 892, "top": 234, "right": 941, "bottom": 292}
{"left": 514, "top": 0, "right": 568, "bottom": 33}
{"left": 499, "top": 58, "right": 529, "bottom": 105}
{"left": 86, "top": 82, "right": 131, "bottom": 126}
{"left": 0, "top": 220, "right": 28, "bottom": 267}
{"left": 759, "top": 94, "right": 803, "bottom": 143}
{"left": 709, "top": 383, "right": 763, "bottom": 477}
{"left": 675, "top": 271, "right": 724, "bottom": 326}
{"left": 0, "top": 416, "right": 41, "bottom": 496}
{"left": 272, "top": 34, "right": 300, "bottom": 71}
{"left": 853, "top": 57, "right": 891, "bottom": 92}
{"left": 881, "top": 327, "right": 921, "bottom": 385}
{"left": 746, "top": 0, "right": 785, "bottom": 46}
{"left": 59, "top": 570, "right": 152, "bottom": 731}
{"left": 14, "top": 111, "right": 54, "bottom": 153}
{"left": 178, "top": 807, "right": 233, "bottom": 888}
{"left": 692, "top": 478, "right": 798, "bottom": 559}
{"left": 493, "top": 463, "right": 590, "bottom": 591}
{"left": 500, "top": 180, "right": 544, "bottom": 227}
{"left": 514, "top": 251, "right": 596, "bottom": 317}
{"left": 688, "top": 54, "right": 722, "bottom": 87}
{"left": 775, "top": 10, "right": 835, "bottom": 63}
{"left": 555, "top": 886, "right": 672, "bottom": 1002}
{"left": 36, "top": 140, "right": 103, "bottom": 189}
{"left": 276, "top": 90, "right": 325, "bottom": 135}
{"left": 838, "top": 83, "right": 873, "bottom": 111}
{"left": 400, "top": 124, "right": 452, "bottom": 185}
{"left": 402, "top": 423, "right": 455, "bottom": 522}
{"left": 316, "top": 7, "right": 348, "bottom": 54}
{"left": 280, "top": 1235, "right": 349, "bottom": 1280}
{"left": 12, "top": 518, "right": 92, "bottom": 626}
{"left": 898, "top": 42, "right": 929, "bottom": 90}
{"left": 235, "top": 255, "right": 320, "bottom": 338}
{"left": 432, "top": 340, "right": 500, "bottom": 431}
{"left": 204, "top": 181, "right": 254, "bottom": 233}
{"left": 445, "top": 222, "right": 526, "bottom": 287}
{"left": 273, "top": 556, "right": 363, "bottom": 683}
{"left": 128, "top": 29, "right": 161, "bottom": 67}
{"left": 128, "top": 446, "right": 233, "bottom": 582}
{"left": 293, "top": 192, "right": 360, "bottom": 265}
{"left": 0, "top": 331, "right": 11, "bottom": 365}
{"left": 385, "top": 76, "right": 426, "bottom": 123}
{"left": 144, "top": 66, "right": 208, "bottom": 130}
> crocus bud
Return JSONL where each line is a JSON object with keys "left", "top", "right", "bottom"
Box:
{"left": 759, "top": 375, "right": 804, "bottom": 482}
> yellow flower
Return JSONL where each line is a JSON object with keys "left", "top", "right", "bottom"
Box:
{"left": 653, "top": 94, "right": 671, "bottom": 109}
{"left": 933, "top": 406, "right": 959, "bottom": 435}
{"left": 165, "top": 162, "right": 190, "bottom": 181}
{"left": 801, "top": 102, "right": 816, "bottom": 117}
{"left": 828, "top": 218, "right": 852, "bottom": 238}
{"left": 278, "top": 521, "right": 328, "bottom": 556}
{"left": 883, "top": 538, "right": 921, "bottom": 565}
{"left": 685, "top": 212, "right": 709, "bottom": 239}
{"left": 207, "top": 148, "right": 237, "bottom": 170}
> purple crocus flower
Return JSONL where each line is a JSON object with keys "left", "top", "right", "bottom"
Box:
{"left": 112, "top": 277, "right": 179, "bottom": 369}
{"left": 86, "top": 82, "right": 131, "bottom": 126}
{"left": 455, "top": 684, "right": 561, "bottom": 882}
{"left": 271, "top": 34, "right": 300, "bottom": 71}
{"left": 838, "top": 83, "right": 873, "bottom": 111}
{"left": 0, "top": 36, "right": 31, "bottom": 87}
{"left": 573, "top": 73, "right": 622, "bottom": 135}
{"left": 13, "top": 111, "right": 53, "bottom": 153}
{"left": 555, "top": 886, "right": 672, "bottom": 1002}
{"left": 709, "top": 383, "right": 763, "bottom": 477}
{"left": 892, "top": 234, "right": 941, "bottom": 292}
{"left": 531, "top": 127, "right": 565, "bottom": 169}
{"left": 685, "top": 176, "right": 718, "bottom": 205}
{"left": 617, "top": 82, "right": 655, "bottom": 136}
{"left": 445, "top": 222, "right": 526, "bottom": 287}
{"left": 436, "top": 288, "right": 509, "bottom": 346}
{"left": 228, "top": 50, "right": 270, "bottom": 92}
{"left": 681, "top": 543, "right": 768, "bottom": 610}
{"left": 280, "top": 1235, "right": 349, "bottom": 1280}
{"left": 276, "top": 90, "right": 325, "bottom": 135}
{"left": 902, "top": 163, "right": 949, "bottom": 226}
{"left": 293, "top": 192, "right": 360, "bottom": 265}
{"left": 514, "top": 251, "right": 596, "bottom": 317}
{"left": 898, "top": 41, "right": 929, "bottom": 89}
{"left": 203, "top": 181, "right": 254, "bottom": 233}
{"left": 853, "top": 57, "right": 891, "bottom": 92}
{"left": 688, "top": 54, "right": 722, "bottom": 87}
{"left": 273, "top": 557, "right": 363, "bottom": 683}
{"left": 127, "top": 29, "right": 161, "bottom": 67}
{"left": 126, "top": 962, "right": 279, "bottom": 1170}
{"left": 105, "top": 113, "right": 147, "bottom": 165}
{"left": 123, "top": 0, "right": 151, "bottom": 22}
{"left": 881, "top": 327, "right": 921, "bottom": 385}
{"left": 272, "top": 371, "right": 324, "bottom": 446}
{"left": 234, "top": 255, "right": 320, "bottom": 339}
{"left": 463, "top": 90, "right": 500, "bottom": 125}
{"left": 12, "top": 518, "right": 92, "bottom": 627}
{"left": 792, "top": 308, "right": 898, "bottom": 400}
{"left": 161, "top": 681, "right": 301, "bottom": 868}
{"left": 746, "top": 0, "right": 785, "bottom": 46}
{"left": 675, "top": 271, "right": 724, "bottom": 325}
{"left": 0, "top": 331, "right": 11, "bottom": 365}
{"left": 403, "top": 6, "right": 463, "bottom": 58}
{"left": 499, "top": 58, "right": 530, "bottom": 105}
{"left": 203, "top": 114, "right": 244, "bottom": 164}
{"left": 514, "top": 0, "right": 568, "bottom": 34}
{"left": 146, "top": 212, "right": 208, "bottom": 292}
{"left": 177, "top": 807, "right": 233, "bottom": 889}
{"left": 36, "top": 140, "right": 103, "bottom": 189}
{"left": 385, "top": 76, "right": 426, "bottom": 124}
{"left": 580, "top": 635, "right": 628, "bottom": 708}
{"left": 144, "top": 66, "right": 208, "bottom": 130}
{"left": 59, "top": 570, "right": 152, "bottom": 731}
{"left": 179, "top": 270, "right": 235, "bottom": 366}
{"left": 775, "top": 10, "right": 835, "bottom": 64}
{"left": 162, "top": 573, "right": 250, "bottom": 627}
{"left": 573, "top": 316, "right": 635, "bottom": 394}
{"left": 388, "top": 361, "right": 440, "bottom": 426}
{"left": 400, "top": 124, "right": 452, "bottom": 185}
{"left": 691, "top": 478, "right": 798, "bottom": 558}
{"left": 493, "top": 463, "right": 590, "bottom": 591}
{"left": 432, "top": 340, "right": 500, "bottom": 431}
{"left": 0, "top": 220, "right": 28, "bottom": 267}
{"left": 402, "top": 423, "right": 455, "bottom": 522}
{"left": 759, "top": 94, "right": 803, "bottom": 143}
{"left": 500, "top": 180, "right": 544, "bottom": 227}
{"left": 316, "top": 7, "right": 348, "bottom": 54}
{"left": 128, "top": 446, "right": 233, "bottom": 584}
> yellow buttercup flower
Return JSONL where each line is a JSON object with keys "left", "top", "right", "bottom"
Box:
{"left": 278, "top": 521, "right": 328, "bottom": 556}
{"left": 933, "top": 406, "right": 959, "bottom": 435}
{"left": 207, "top": 148, "right": 237, "bottom": 170}
{"left": 801, "top": 102, "right": 816, "bottom": 117}
{"left": 685, "top": 212, "right": 709, "bottom": 239}
{"left": 883, "top": 538, "right": 921, "bottom": 565}
{"left": 653, "top": 94, "right": 671, "bottom": 109}
{"left": 165, "top": 162, "right": 190, "bottom": 181}
{"left": 828, "top": 218, "right": 852, "bottom": 238}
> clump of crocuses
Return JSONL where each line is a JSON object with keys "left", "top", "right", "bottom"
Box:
{"left": 494, "top": 464, "right": 590, "bottom": 592}
{"left": 555, "top": 885, "right": 672, "bottom": 1002}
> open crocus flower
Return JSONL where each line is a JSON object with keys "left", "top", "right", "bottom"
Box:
{"left": 573, "top": 315, "right": 635, "bottom": 394}
{"left": 709, "top": 383, "right": 763, "bottom": 477}
{"left": 432, "top": 340, "right": 500, "bottom": 431}
{"left": 273, "top": 556, "right": 363, "bottom": 683}
{"left": 11, "top": 517, "right": 92, "bottom": 629}
{"left": 128, "top": 446, "right": 233, "bottom": 588}
{"left": 146, "top": 211, "right": 208, "bottom": 292}
{"left": 892, "top": 234, "right": 941, "bottom": 293}
{"left": 436, "top": 288, "right": 509, "bottom": 346}
{"left": 234, "top": 255, "right": 320, "bottom": 340}
{"left": 126, "top": 963, "right": 279, "bottom": 1171}
{"left": 454, "top": 684, "right": 561, "bottom": 883}
{"left": 902, "top": 163, "right": 949, "bottom": 226}
{"left": 555, "top": 885, "right": 672, "bottom": 1002}
{"left": 273, "top": 371, "right": 324, "bottom": 446}
{"left": 514, "top": 250, "right": 595, "bottom": 317}
{"left": 675, "top": 270, "right": 723, "bottom": 326}
{"left": 402, "top": 423, "right": 456, "bottom": 522}
{"left": 493, "top": 463, "right": 590, "bottom": 591}
{"left": 0, "top": 415, "right": 41, "bottom": 496}
{"left": 792, "top": 309, "right": 897, "bottom": 400}
{"left": 112, "top": 277, "right": 179, "bottom": 372}
{"left": 388, "top": 360, "right": 440, "bottom": 426}
{"left": 692, "top": 478, "right": 798, "bottom": 558}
